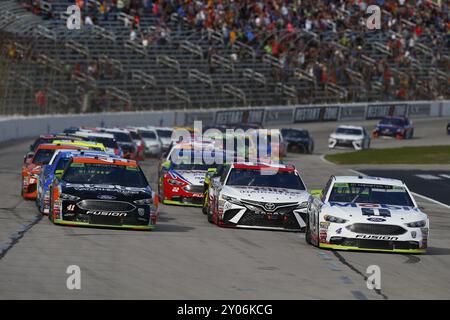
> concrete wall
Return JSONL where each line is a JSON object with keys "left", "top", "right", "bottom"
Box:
{"left": 1, "top": 100, "right": 449, "bottom": 142}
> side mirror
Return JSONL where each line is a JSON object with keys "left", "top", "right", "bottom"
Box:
{"left": 310, "top": 189, "right": 323, "bottom": 199}
{"left": 24, "top": 152, "right": 34, "bottom": 164}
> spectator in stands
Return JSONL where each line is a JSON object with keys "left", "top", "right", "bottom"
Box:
{"left": 35, "top": 89, "right": 46, "bottom": 113}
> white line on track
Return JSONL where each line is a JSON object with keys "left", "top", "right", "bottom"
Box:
{"left": 410, "top": 192, "right": 450, "bottom": 210}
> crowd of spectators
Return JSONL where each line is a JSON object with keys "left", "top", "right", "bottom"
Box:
{"left": 18, "top": 0, "right": 450, "bottom": 101}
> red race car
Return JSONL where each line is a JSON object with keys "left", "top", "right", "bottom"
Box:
{"left": 21, "top": 144, "right": 90, "bottom": 199}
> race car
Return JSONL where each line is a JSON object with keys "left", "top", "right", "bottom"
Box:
{"left": 281, "top": 128, "right": 314, "bottom": 154}
{"left": 127, "top": 127, "right": 145, "bottom": 160}
{"left": 29, "top": 134, "right": 86, "bottom": 152}
{"left": 48, "top": 155, "right": 158, "bottom": 230}
{"left": 73, "top": 131, "right": 122, "bottom": 156}
{"left": 328, "top": 125, "right": 371, "bottom": 150}
{"left": 158, "top": 149, "right": 228, "bottom": 206}
{"left": 36, "top": 150, "right": 115, "bottom": 214}
{"left": 372, "top": 116, "right": 414, "bottom": 139}
{"left": 101, "top": 128, "right": 137, "bottom": 159}
{"left": 305, "top": 176, "right": 429, "bottom": 253}
{"left": 51, "top": 140, "right": 106, "bottom": 152}
{"left": 138, "top": 127, "right": 162, "bottom": 157}
{"left": 21, "top": 143, "right": 95, "bottom": 199}
{"left": 205, "top": 162, "right": 310, "bottom": 231}
{"left": 153, "top": 127, "right": 173, "bottom": 153}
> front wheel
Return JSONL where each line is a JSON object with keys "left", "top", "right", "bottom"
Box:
{"left": 207, "top": 203, "right": 214, "bottom": 223}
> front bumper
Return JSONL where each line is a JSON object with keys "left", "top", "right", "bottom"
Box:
{"left": 162, "top": 181, "right": 204, "bottom": 207}
{"left": 22, "top": 181, "right": 38, "bottom": 199}
{"left": 54, "top": 219, "right": 154, "bottom": 230}
{"left": 328, "top": 138, "right": 362, "bottom": 150}
{"left": 53, "top": 199, "right": 156, "bottom": 229}
{"left": 319, "top": 243, "right": 426, "bottom": 254}
{"left": 219, "top": 202, "right": 307, "bottom": 231}
{"left": 318, "top": 221, "right": 428, "bottom": 253}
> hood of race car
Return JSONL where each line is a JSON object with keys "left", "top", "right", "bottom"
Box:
{"left": 168, "top": 170, "right": 206, "bottom": 186}
{"left": 222, "top": 185, "right": 309, "bottom": 203}
{"left": 330, "top": 133, "right": 363, "bottom": 141}
{"left": 60, "top": 182, "right": 152, "bottom": 202}
{"left": 322, "top": 202, "right": 427, "bottom": 224}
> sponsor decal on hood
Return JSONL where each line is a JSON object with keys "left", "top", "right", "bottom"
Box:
{"left": 169, "top": 170, "right": 205, "bottom": 186}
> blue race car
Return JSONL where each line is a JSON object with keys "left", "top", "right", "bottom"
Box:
{"left": 372, "top": 116, "right": 414, "bottom": 139}
{"left": 36, "top": 150, "right": 117, "bottom": 214}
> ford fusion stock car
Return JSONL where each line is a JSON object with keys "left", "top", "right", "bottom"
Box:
{"left": 306, "top": 176, "right": 429, "bottom": 253}
{"left": 206, "top": 162, "right": 310, "bottom": 231}
{"left": 48, "top": 156, "right": 157, "bottom": 230}
{"left": 37, "top": 150, "right": 120, "bottom": 214}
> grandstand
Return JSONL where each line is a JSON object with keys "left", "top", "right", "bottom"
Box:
{"left": 0, "top": 0, "right": 448, "bottom": 115}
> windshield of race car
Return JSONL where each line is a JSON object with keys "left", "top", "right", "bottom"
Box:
{"left": 226, "top": 168, "right": 306, "bottom": 190}
{"left": 380, "top": 118, "right": 405, "bottom": 126}
{"left": 282, "top": 129, "right": 308, "bottom": 139}
{"left": 33, "top": 149, "right": 56, "bottom": 165}
{"left": 328, "top": 183, "right": 414, "bottom": 206}
{"left": 62, "top": 163, "right": 148, "bottom": 187}
{"left": 336, "top": 128, "right": 362, "bottom": 135}
{"left": 156, "top": 129, "right": 172, "bottom": 138}
{"left": 88, "top": 137, "right": 118, "bottom": 149}
{"left": 140, "top": 131, "right": 157, "bottom": 139}
{"left": 112, "top": 132, "right": 132, "bottom": 143}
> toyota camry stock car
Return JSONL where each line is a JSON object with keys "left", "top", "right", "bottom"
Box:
{"left": 306, "top": 176, "right": 429, "bottom": 253}
{"left": 159, "top": 147, "right": 230, "bottom": 207}
{"left": 205, "top": 162, "right": 310, "bottom": 231}
{"left": 48, "top": 155, "right": 158, "bottom": 230}
{"left": 37, "top": 150, "right": 116, "bottom": 214}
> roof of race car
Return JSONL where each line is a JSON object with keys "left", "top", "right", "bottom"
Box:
{"left": 73, "top": 131, "right": 115, "bottom": 139}
{"left": 36, "top": 144, "right": 91, "bottom": 151}
{"left": 71, "top": 156, "right": 137, "bottom": 166}
{"left": 336, "top": 125, "right": 364, "bottom": 130}
{"left": 49, "top": 150, "right": 111, "bottom": 164}
{"left": 381, "top": 115, "right": 408, "bottom": 120}
{"left": 333, "top": 175, "right": 405, "bottom": 187}
{"left": 102, "top": 128, "right": 131, "bottom": 133}
{"left": 51, "top": 140, "right": 106, "bottom": 151}
{"left": 231, "top": 162, "right": 295, "bottom": 172}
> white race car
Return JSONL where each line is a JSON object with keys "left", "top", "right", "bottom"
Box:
{"left": 328, "top": 125, "right": 370, "bottom": 150}
{"left": 306, "top": 176, "right": 429, "bottom": 253}
{"left": 206, "top": 162, "right": 310, "bottom": 231}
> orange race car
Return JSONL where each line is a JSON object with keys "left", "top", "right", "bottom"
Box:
{"left": 21, "top": 144, "right": 91, "bottom": 199}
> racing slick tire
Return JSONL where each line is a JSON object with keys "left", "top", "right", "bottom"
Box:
{"left": 305, "top": 218, "right": 312, "bottom": 244}
{"left": 202, "top": 190, "right": 209, "bottom": 215}
{"left": 207, "top": 203, "right": 214, "bottom": 223}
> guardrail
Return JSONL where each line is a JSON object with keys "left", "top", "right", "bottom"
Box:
{"left": 1, "top": 100, "right": 449, "bottom": 142}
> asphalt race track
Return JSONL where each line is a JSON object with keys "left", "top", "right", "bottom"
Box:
{"left": 359, "top": 170, "right": 450, "bottom": 206}
{"left": 0, "top": 118, "right": 450, "bottom": 299}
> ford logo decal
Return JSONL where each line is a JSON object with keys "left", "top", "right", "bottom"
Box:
{"left": 367, "top": 218, "right": 386, "bottom": 222}
{"left": 97, "top": 195, "right": 116, "bottom": 200}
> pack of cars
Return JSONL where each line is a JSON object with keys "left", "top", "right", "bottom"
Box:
{"left": 20, "top": 122, "right": 430, "bottom": 254}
